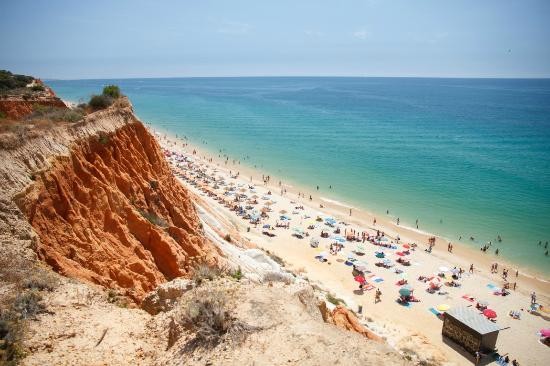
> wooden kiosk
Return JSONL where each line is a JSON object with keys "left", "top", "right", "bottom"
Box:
{"left": 442, "top": 307, "right": 500, "bottom": 354}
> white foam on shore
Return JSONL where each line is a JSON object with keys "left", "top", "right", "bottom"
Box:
{"left": 320, "top": 197, "right": 355, "bottom": 209}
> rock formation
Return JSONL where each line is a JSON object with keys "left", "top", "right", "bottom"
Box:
{"left": 2, "top": 96, "right": 222, "bottom": 303}
{"left": 319, "top": 302, "right": 382, "bottom": 341}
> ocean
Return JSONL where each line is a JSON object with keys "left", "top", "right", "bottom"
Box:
{"left": 47, "top": 77, "right": 550, "bottom": 276}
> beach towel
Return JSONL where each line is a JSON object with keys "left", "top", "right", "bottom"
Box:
{"left": 461, "top": 295, "right": 475, "bottom": 302}
{"left": 373, "top": 277, "right": 384, "bottom": 283}
{"left": 428, "top": 307, "right": 441, "bottom": 317}
{"left": 363, "top": 284, "right": 375, "bottom": 291}
{"left": 486, "top": 284, "right": 497, "bottom": 290}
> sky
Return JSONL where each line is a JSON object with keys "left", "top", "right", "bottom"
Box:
{"left": 1, "top": 0, "right": 549, "bottom": 79}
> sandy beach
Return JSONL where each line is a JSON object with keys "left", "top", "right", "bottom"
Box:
{"left": 153, "top": 128, "right": 550, "bottom": 365}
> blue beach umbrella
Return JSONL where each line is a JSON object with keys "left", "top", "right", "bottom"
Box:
{"left": 333, "top": 236, "right": 346, "bottom": 243}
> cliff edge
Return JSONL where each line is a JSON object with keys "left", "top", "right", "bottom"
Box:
{"left": 1, "top": 97, "right": 221, "bottom": 302}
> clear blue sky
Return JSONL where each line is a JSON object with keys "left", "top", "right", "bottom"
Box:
{"left": 1, "top": 0, "right": 549, "bottom": 79}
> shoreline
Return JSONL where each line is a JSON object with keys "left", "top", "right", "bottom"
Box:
{"left": 153, "top": 127, "right": 550, "bottom": 365}
{"left": 150, "top": 124, "right": 549, "bottom": 287}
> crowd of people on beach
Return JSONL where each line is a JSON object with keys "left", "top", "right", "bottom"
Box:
{"left": 155, "top": 133, "right": 547, "bottom": 365}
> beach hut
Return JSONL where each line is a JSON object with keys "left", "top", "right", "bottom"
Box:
{"left": 442, "top": 306, "right": 500, "bottom": 354}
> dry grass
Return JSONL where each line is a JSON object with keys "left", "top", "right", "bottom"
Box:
{"left": 179, "top": 288, "right": 257, "bottom": 350}
{"left": 0, "top": 257, "right": 58, "bottom": 364}
{"left": 262, "top": 271, "right": 292, "bottom": 285}
{"left": 192, "top": 264, "right": 221, "bottom": 286}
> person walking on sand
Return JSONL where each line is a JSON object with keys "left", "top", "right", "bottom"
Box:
{"left": 349, "top": 208, "right": 352, "bottom": 216}
{"left": 373, "top": 217, "right": 377, "bottom": 226}
{"left": 396, "top": 217, "right": 400, "bottom": 225}
{"left": 375, "top": 288, "right": 382, "bottom": 304}
{"left": 531, "top": 291, "right": 536, "bottom": 305}
{"left": 416, "top": 218, "right": 419, "bottom": 229}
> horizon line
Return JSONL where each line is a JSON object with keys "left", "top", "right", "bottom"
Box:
{"left": 43, "top": 74, "right": 550, "bottom": 82}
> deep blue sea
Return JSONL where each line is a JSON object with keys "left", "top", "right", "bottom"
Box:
{"left": 47, "top": 77, "right": 550, "bottom": 276}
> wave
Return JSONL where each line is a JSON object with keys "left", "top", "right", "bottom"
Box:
{"left": 320, "top": 197, "right": 356, "bottom": 209}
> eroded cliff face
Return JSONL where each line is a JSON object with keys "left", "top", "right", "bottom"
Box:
{"left": 0, "top": 86, "right": 67, "bottom": 119}
{"left": 4, "top": 99, "right": 221, "bottom": 302}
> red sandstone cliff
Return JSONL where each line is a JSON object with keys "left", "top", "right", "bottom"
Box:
{"left": 0, "top": 84, "right": 67, "bottom": 119}
{"left": 3, "top": 98, "right": 221, "bottom": 302}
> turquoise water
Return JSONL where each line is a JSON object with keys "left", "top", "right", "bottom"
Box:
{"left": 47, "top": 77, "right": 550, "bottom": 275}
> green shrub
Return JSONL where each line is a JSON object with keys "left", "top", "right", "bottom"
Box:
{"left": 30, "top": 84, "right": 45, "bottom": 91}
{"left": 230, "top": 267, "right": 243, "bottom": 281}
{"left": 88, "top": 94, "right": 113, "bottom": 111}
{"left": 102, "top": 85, "right": 121, "bottom": 99}
{"left": 0, "top": 70, "right": 33, "bottom": 92}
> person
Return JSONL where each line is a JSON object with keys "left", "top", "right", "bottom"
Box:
{"left": 349, "top": 208, "right": 352, "bottom": 216}
{"left": 416, "top": 218, "right": 419, "bottom": 228}
{"left": 475, "top": 351, "right": 481, "bottom": 365}
{"left": 375, "top": 288, "right": 382, "bottom": 304}
{"left": 531, "top": 291, "right": 537, "bottom": 305}
{"left": 469, "top": 264, "right": 474, "bottom": 274}
{"left": 373, "top": 217, "right": 377, "bottom": 225}
{"left": 396, "top": 217, "right": 400, "bottom": 225}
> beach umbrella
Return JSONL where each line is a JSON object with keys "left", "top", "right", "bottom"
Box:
{"left": 540, "top": 329, "right": 550, "bottom": 338}
{"left": 379, "top": 236, "right": 389, "bottom": 242}
{"left": 383, "top": 258, "right": 392, "bottom": 265}
{"left": 439, "top": 266, "right": 450, "bottom": 273}
{"left": 354, "top": 275, "right": 366, "bottom": 284}
{"left": 477, "top": 300, "right": 489, "bottom": 307}
{"left": 355, "top": 244, "right": 366, "bottom": 254}
{"left": 355, "top": 264, "right": 368, "bottom": 272}
{"left": 333, "top": 236, "right": 346, "bottom": 243}
{"left": 437, "top": 304, "right": 451, "bottom": 312}
{"left": 317, "top": 251, "right": 328, "bottom": 258}
{"left": 375, "top": 252, "right": 385, "bottom": 258}
{"left": 399, "top": 285, "right": 412, "bottom": 297}
{"left": 483, "top": 309, "right": 497, "bottom": 319}
{"left": 403, "top": 244, "right": 411, "bottom": 249}
{"left": 400, "top": 272, "right": 408, "bottom": 280}
{"left": 310, "top": 238, "right": 320, "bottom": 247}
{"left": 262, "top": 224, "right": 271, "bottom": 229}
{"left": 293, "top": 227, "right": 304, "bottom": 235}
{"left": 325, "top": 217, "right": 337, "bottom": 225}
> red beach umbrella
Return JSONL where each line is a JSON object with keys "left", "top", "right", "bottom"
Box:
{"left": 483, "top": 309, "right": 497, "bottom": 319}
{"left": 354, "top": 275, "right": 366, "bottom": 284}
